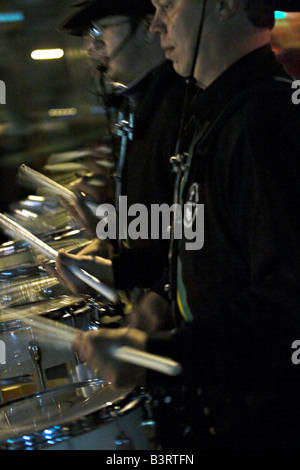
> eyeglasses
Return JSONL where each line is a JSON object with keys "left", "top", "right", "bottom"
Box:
{"left": 89, "top": 18, "right": 133, "bottom": 41}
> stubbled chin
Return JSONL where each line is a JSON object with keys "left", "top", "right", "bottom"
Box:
{"left": 173, "top": 61, "right": 189, "bottom": 78}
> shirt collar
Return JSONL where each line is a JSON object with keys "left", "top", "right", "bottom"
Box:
{"left": 115, "top": 61, "right": 166, "bottom": 104}
{"left": 192, "top": 45, "right": 290, "bottom": 125}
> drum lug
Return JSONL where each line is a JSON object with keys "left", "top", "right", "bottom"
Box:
{"left": 114, "top": 432, "right": 133, "bottom": 450}
{"left": 141, "top": 393, "right": 157, "bottom": 446}
{"left": 84, "top": 297, "right": 125, "bottom": 328}
{"left": 28, "top": 341, "right": 47, "bottom": 391}
{"left": 140, "top": 418, "right": 157, "bottom": 446}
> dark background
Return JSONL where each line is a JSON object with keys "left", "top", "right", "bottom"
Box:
{"left": 0, "top": 1, "right": 299, "bottom": 222}
{"left": 0, "top": 0, "right": 109, "bottom": 221}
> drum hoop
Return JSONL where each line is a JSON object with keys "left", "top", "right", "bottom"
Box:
{"left": 0, "top": 318, "right": 31, "bottom": 332}
{"left": 0, "top": 378, "right": 105, "bottom": 409}
{"left": 15, "top": 296, "right": 86, "bottom": 318}
{"left": 0, "top": 382, "right": 146, "bottom": 450}
{"left": 0, "top": 296, "right": 87, "bottom": 329}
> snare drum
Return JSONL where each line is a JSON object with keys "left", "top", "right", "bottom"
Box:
{"left": 0, "top": 381, "right": 156, "bottom": 450}
{"left": 0, "top": 273, "right": 68, "bottom": 308}
{"left": 0, "top": 296, "right": 92, "bottom": 402}
{"left": 0, "top": 228, "right": 90, "bottom": 281}
{"left": 15, "top": 295, "right": 91, "bottom": 330}
{"left": 14, "top": 295, "right": 124, "bottom": 330}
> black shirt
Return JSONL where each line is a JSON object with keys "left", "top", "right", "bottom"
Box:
{"left": 147, "top": 46, "right": 300, "bottom": 449}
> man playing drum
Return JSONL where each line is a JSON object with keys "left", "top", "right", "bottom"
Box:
{"left": 56, "top": 0, "right": 300, "bottom": 450}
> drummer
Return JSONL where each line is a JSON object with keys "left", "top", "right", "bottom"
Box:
{"left": 57, "top": 0, "right": 166, "bottom": 233}
{"left": 52, "top": 0, "right": 193, "bottom": 330}
{"left": 58, "top": 0, "right": 300, "bottom": 451}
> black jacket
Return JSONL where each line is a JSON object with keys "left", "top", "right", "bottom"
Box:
{"left": 112, "top": 61, "right": 195, "bottom": 289}
{"left": 147, "top": 46, "right": 300, "bottom": 449}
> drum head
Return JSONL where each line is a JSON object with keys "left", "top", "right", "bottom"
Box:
{"left": 14, "top": 296, "right": 86, "bottom": 318}
{"left": 0, "top": 379, "right": 132, "bottom": 442}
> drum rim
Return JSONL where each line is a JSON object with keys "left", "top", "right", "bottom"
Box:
{"left": 0, "top": 295, "right": 87, "bottom": 329}
{"left": 0, "top": 385, "right": 148, "bottom": 450}
{"left": 0, "top": 378, "right": 106, "bottom": 410}
{"left": 11, "top": 295, "right": 87, "bottom": 317}
{"left": 16, "top": 294, "right": 86, "bottom": 311}
{"left": 0, "top": 317, "right": 32, "bottom": 331}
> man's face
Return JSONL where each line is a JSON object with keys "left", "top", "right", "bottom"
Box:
{"left": 85, "top": 35, "right": 107, "bottom": 79}
{"left": 150, "top": 0, "right": 212, "bottom": 79}
{"left": 87, "top": 15, "right": 138, "bottom": 83}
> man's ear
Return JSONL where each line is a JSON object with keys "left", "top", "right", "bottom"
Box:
{"left": 217, "top": 0, "right": 239, "bottom": 20}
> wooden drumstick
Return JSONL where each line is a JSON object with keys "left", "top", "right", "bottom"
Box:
{"left": 111, "top": 346, "right": 182, "bottom": 377}
{"left": 17, "top": 164, "right": 98, "bottom": 216}
{"left": 0, "top": 308, "right": 182, "bottom": 377}
{"left": 0, "top": 213, "right": 119, "bottom": 304}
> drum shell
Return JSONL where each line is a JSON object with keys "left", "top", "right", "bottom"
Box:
{"left": 0, "top": 382, "right": 156, "bottom": 450}
{"left": 0, "top": 297, "right": 92, "bottom": 401}
{"left": 0, "top": 318, "right": 77, "bottom": 401}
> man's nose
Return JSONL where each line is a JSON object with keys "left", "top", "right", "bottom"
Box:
{"left": 149, "top": 13, "right": 166, "bottom": 35}
{"left": 87, "top": 38, "right": 105, "bottom": 56}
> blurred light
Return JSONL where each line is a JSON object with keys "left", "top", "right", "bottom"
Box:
{"left": 16, "top": 209, "right": 38, "bottom": 219}
{"left": 0, "top": 12, "right": 24, "bottom": 23}
{"left": 275, "top": 11, "right": 288, "bottom": 20}
{"left": 31, "top": 49, "right": 64, "bottom": 60}
{"left": 141, "top": 419, "right": 156, "bottom": 427}
{"left": 48, "top": 108, "right": 78, "bottom": 117}
{"left": 28, "top": 195, "right": 45, "bottom": 202}
{"left": 90, "top": 106, "right": 106, "bottom": 115}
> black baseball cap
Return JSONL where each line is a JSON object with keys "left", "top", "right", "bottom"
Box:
{"left": 58, "top": 0, "right": 155, "bottom": 36}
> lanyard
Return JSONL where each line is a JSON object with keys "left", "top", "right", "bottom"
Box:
{"left": 115, "top": 106, "right": 134, "bottom": 250}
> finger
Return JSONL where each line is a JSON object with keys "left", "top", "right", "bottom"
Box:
{"left": 56, "top": 251, "right": 92, "bottom": 294}
{"left": 74, "top": 331, "right": 108, "bottom": 374}
{"left": 60, "top": 197, "right": 92, "bottom": 231}
{"left": 56, "top": 249, "right": 115, "bottom": 288}
{"left": 73, "top": 330, "right": 146, "bottom": 388}
{"left": 57, "top": 249, "right": 91, "bottom": 268}
{"left": 59, "top": 198, "right": 85, "bottom": 229}
{"left": 39, "top": 260, "right": 70, "bottom": 289}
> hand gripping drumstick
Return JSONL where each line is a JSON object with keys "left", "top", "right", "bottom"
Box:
{"left": 111, "top": 346, "right": 182, "bottom": 376}
{"left": 0, "top": 213, "right": 119, "bottom": 304}
{"left": 76, "top": 346, "right": 182, "bottom": 385}
{"left": 17, "top": 164, "right": 98, "bottom": 216}
{"left": 1, "top": 309, "right": 182, "bottom": 377}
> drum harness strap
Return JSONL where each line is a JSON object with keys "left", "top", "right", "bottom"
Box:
{"left": 115, "top": 104, "right": 135, "bottom": 252}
